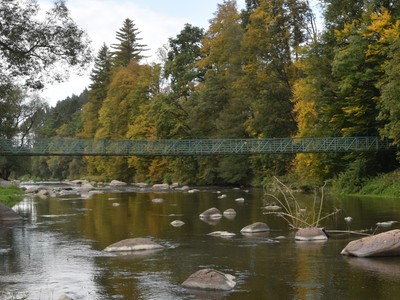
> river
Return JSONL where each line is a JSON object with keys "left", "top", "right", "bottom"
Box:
{"left": 1, "top": 184, "right": 400, "bottom": 299}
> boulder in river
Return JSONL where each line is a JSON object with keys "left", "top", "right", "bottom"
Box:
{"left": 109, "top": 180, "right": 127, "bottom": 186}
{"left": 182, "top": 269, "right": 236, "bottom": 291}
{"left": 341, "top": 229, "right": 400, "bottom": 257}
{"left": 79, "top": 183, "right": 94, "bottom": 192}
{"left": 152, "top": 183, "right": 170, "bottom": 190}
{"left": 223, "top": 208, "right": 236, "bottom": 217}
{"left": 295, "top": 227, "right": 328, "bottom": 241}
{"left": 104, "top": 238, "right": 163, "bottom": 252}
{"left": 240, "top": 222, "right": 270, "bottom": 233}
{"left": 207, "top": 231, "right": 236, "bottom": 237}
{"left": 171, "top": 220, "right": 185, "bottom": 227}
{"left": 199, "top": 207, "right": 222, "bottom": 219}
{"left": 0, "top": 203, "right": 22, "bottom": 221}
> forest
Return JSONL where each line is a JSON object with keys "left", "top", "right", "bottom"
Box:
{"left": 1, "top": 0, "right": 400, "bottom": 192}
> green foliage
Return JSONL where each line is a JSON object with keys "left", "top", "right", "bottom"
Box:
{"left": 0, "top": 186, "right": 24, "bottom": 207}
{"left": 80, "top": 44, "right": 112, "bottom": 138}
{"left": 111, "top": 18, "right": 147, "bottom": 66}
{"left": 164, "top": 24, "right": 205, "bottom": 99}
{"left": 331, "top": 158, "right": 368, "bottom": 194}
{"left": 217, "top": 156, "right": 252, "bottom": 185}
{"left": 16, "top": 1, "right": 400, "bottom": 190}
{"left": 357, "top": 170, "right": 400, "bottom": 196}
{"left": 0, "top": 0, "right": 92, "bottom": 90}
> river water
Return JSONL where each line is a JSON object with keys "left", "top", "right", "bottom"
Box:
{"left": 1, "top": 184, "right": 400, "bottom": 299}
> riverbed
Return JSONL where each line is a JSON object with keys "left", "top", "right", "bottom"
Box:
{"left": 1, "top": 185, "right": 400, "bottom": 299}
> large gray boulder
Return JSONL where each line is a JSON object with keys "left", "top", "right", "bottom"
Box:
{"left": 240, "top": 222, "right": 270, "bottom": 233}
{"left": 104, "top": 238, "right": 163, "bottom": 252}
{"left": 341, "top": 229, "right": 400, "bottom": 257}
{"left": 109, "top": 180, "right": 127, "bottom": 186}
{"left": 182, "top": 269, "right": 236, "bottom": 291}
{"left": 79, "top": 183, "right": 94, "bottom": 192}
{"left": 152, "top": 183, "right": 170, "bottom": 190}
{"left": 0, "top": 203, "right": 21, "bottom": 221}
{"left": 295, "top": 227, "right": 328, "bottom": 241}
{"left": 199, "top": 207, "right": 222, "bottom": 219}
{"left": 0, "top": 179, "right": 13, "bottom": 187}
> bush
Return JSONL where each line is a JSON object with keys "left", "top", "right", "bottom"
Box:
{"left": 331, "top": 158, "right": 367, "bottom": 194}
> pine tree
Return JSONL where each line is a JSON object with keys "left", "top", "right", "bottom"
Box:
{"left": 79, "top": 44, "right": 112, "bottom": 138}
{"left": 111, "top": 18, "right": 147, "bottom": 67}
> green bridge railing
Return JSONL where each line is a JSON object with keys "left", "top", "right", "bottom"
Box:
{"left": 0, "top": 136, "right": 392, "bottom": 156}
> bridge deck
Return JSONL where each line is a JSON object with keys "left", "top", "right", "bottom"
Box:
{"left": 0, "top": 137, "right": 391, "bottom": 156}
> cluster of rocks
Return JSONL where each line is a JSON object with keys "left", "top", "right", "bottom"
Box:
{"left": 21, "top": 180, "right": 198, "bottom": 199}
{"left": 103, "top": 237, "right": 237, "bottom": 291}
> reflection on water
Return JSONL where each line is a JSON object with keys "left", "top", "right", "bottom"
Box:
{"left": 1, "top": 188, "right": 400, "bottom": 299}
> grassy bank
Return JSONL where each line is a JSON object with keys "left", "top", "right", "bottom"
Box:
{"left": 330, "top": 170, "right": 400, "bottom": 197}
{"left": 0, "top": 186, "right": 24, "bottom": 207}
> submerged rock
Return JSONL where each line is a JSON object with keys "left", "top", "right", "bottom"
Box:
{"left": 182, "top": 269, "right": 236, "bottom": 291}
{"left": 240, "top": 222, "right": 270, "bottom": 233}
{"left": 295, "top": 227, "right": 328, "bottom": 241}
{"left": 151, "top": 198, "right": 164, "bottom": 203}
{"left": 263, "top": 205, "right": 281, "bottom": 211}
{"left": 171, "top": 220, "right": 185, "bottom": 227}
{"left": 199, "top": 207, "right": 222, "bottom": 219}
{"left": 341, "top": 229, "right": 400, "bottom": 257}
{"left": 223, "top": 208, "right": 237, "bottom": 217}
{"left": 207, "top": 231, "right": 236, "bottom": 237}
{"left": 104, "top": 238, "right": 163, "bottom": 252}
{"left": 376, "top": 221, "right": 398, "bottom": 228}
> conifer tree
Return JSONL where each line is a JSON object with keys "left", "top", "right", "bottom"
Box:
{"left": 79, "top": 44, "right": 112, "bottom": 138}
{"left": 111, "top": 18, "right": 147, "bottom": 67}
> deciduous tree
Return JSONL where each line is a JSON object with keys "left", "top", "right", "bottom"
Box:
{"left": 0, "top": 0, "right": 92, "bottom": 90}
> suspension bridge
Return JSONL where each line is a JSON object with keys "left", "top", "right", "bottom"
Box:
{"left": 0, "top": 136, "right": 392, "bottom": 157}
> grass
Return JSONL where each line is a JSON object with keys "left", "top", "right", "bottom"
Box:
{"left": 0, "top": 185, "right": 24, "bottom": 207}
{"left": 357, "top": 170, "right": 400, "bottom": 197}
{"left": 263, "top": 176, "right": 340, "bottom": 229}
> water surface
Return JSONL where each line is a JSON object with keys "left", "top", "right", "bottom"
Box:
{"left": 1, "top": 186, "right": 400, "bottom": 299}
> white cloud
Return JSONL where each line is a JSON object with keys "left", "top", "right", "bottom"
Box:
{"left": 37, "top": 0, "right": 246, "bottom": 106}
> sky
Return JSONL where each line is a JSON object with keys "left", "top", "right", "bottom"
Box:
{"left": 37, "top": 0, "right": 247, "bottom": 106}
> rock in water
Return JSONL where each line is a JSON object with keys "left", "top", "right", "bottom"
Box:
{"left": 104, "top": 238, "right": 163, "bottom": 252}
{"left": 170, "top": 220, "right": 185, "bottom": 227}
{"left": 0, "top": 203, "right": 22, "bottom": 221}
{"left": 295, "top": 227, "right": 328, "bottom": 241}
{"left": 240, "top": 222, "right": 270, "bottom": 233}
{"left": 182, "top": 269, "right": 236, "bottom": 291}
{"left": 341, "top": 229, "right": 400, "bottom": 257}
{"left": 199, "top": 207, "right": 222, "bottom": 219}
{"left": 223, "top": 208, "right": 237, "bottom": 217}
{"left": 207, "top": 231, "right": 236, "bottom": 237}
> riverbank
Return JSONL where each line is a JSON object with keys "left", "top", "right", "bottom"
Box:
{"left": 330, "top": 170, "right": 400, "bottom": 197}
{"left": 0, "top": 185, "right": 24, "bottom": 207}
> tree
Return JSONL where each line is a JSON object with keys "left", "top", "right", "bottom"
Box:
{"left": 164, "top": 24, "right": 205, "bottom": 100}
{"left": 79, "top": 44, "right": 112, "bottom": 138}
{"left": 0, "top": 85, "right": 48, "bottom": 179}
{"left": 111, "top": 18, "right": 147, "bottom": 67}
{"left": 0, "top": 0, "right": 92, "bottom": 90}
